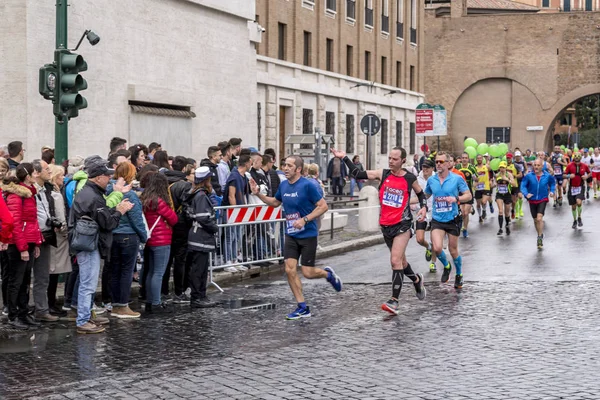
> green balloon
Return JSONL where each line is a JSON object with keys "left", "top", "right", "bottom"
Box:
{"left": 574, "top": 147, "right": 579, "bottom": 153}
{"left": 498, "top": 143, "right": 509, "bottom": 156}
{"left": 477, "top": 143, "right": 489, "bottom": 155}
{"left": 464, "top": 146, "right": 477, "bottom": 159}
{"left": 490, "top": 158, "right": 501, "bottom": 171}
{"left": 489, "top": 144, "right": 500, "bottom": 157}
{"left": 464, "top": 138, "right": 478, "bottom": 149}
{"left": 560, "top": 145, "right": 566, "bottom": 150}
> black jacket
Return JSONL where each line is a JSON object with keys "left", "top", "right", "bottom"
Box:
{"left": 36, "top": 181, "right": 58, "bottom": 247}
{"left": 8, "top": 158, "right": 19, "bottom": 170}
{"left": 71, "top": 181, "right": 121, "bottom": 259}
{"left": 200, "top": 158, "right": 223, "bottom": 196}
{"left": 165, "top": 170, "right": 193, "bottom": 235}
{"left": 265, "top": 168, "right": 281, "bottom": 197}
{"left": 187, "top": 188, "right": 218, "bottom": 252}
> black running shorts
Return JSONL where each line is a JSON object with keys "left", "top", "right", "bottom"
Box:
{"left": 415, "top": 220, "right": 429, "bottom": 231}
{"left": 495, "top": 193, "right": 512, "bottom": 204}
{"left": 381, "top": 220, "right": 413, "bottom": 249}
{"left": 567, "top": 188, "right": 584, "bottom": 206}
{"left": 475, "top": 190, "right": 491, "bottom": 200}
{"left": 430, "top": 218, "right": 461, "bottom": 237}
{"left": 284, "top": 236, "right": 318, "bottom": 267}
{"left": 529, "top": 201, "right": 547, "bottom": 218}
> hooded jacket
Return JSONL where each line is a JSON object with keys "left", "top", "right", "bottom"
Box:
{"left": 200, "top": 158, "right": 223, "bottom": 196}
{"left": 520, "top": 171, "right": 556, "bottom": 202}
{"left": 2, "top": 182, "right": 42, "bottom": 251}
{"left": 187, "top": 188, "right": 218, "bottom": 252}
{"left": 0, "top": 189, "right": 14, "bottom": 244}
{"left": 143, "top": 198, "right": 178, "bottom": 247}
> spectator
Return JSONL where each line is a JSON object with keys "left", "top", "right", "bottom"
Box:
{"left": 0, "top": 145, "right": 7, "bottom": 159}
{"left": 278, "top": 158, "right": 288, "bottom": 182}
{"left": 249, "top": 152, "right": 268, "bottom": 201}
{"left": 261, "top": 154, "right": 280, "bottom": 197}
{"left": 152, "top": 150, "right": 171, "bottom": 171}
{"left": 307, "top": 163, "right": 325, "bottom": 232}
{"left": 7, "top": 141, "right": 25, "bottom": 170}
{"left": 413, "top": 154, "right": 420, "bottom": 173}
{"left": 187, "top": 166, "right": 219, "bottom": 308}
{"left": 42, "top": 150, "right": 55, "bottom": 165}
{"left": 217, "top": 142, "right": 232, "bottom": 189}
{"left": 141, "top": 172, "right": 178, "bottom": 314}
{"left": 71, "top": 156, "right": 133, "bottom": 334}
{"left": 327, "top": 156, "right": 348, "bottom": 201}
{"left": 0, "top": 158, "right": 14, "bottom": 316}
{"left": 222, "top": 154, "right": 251, "bottom": 268}
{"left": 108, "top": 150, "right": 131, "bottom": 169}
{"left": 109, "top": 137, "right": 127, "bottom": 156}
{"left": 31, "top": 159, "right": 59, "bottom": 323}
{"left": 3, "top": 163, "right": 43, "bottom": 330}
{"left": 229, "top": 138, "right": 242, "bottom": 169}
{"left": 129, "top": 144, "right": 148, "bottom": 172}
{"left": 349, "top": 155, "right": 365, "bottom": 197}
{"left": 47, "top": 164, "right": 70, "bottom": 317}
{"left": 419, "top": 149, "right": 431, "bottom": 170}
{"left": 264, "top": 148, "right": 278, "bottom": 170}
{"left": 148, "top": 142, "right": 162, "bottom": 160}
{"left": 107, "top": 162, "right": 147, "bottom": 319}
{"left": 200, "top": 146, "right": 223, "bottom": 196}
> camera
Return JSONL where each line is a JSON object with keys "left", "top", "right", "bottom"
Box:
{"left": 47, "top": 217, "right": 63, "bottom": 230}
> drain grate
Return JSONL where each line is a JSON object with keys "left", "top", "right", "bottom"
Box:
{"left": 222, "top": 299, "right": 276, "bottom": 310}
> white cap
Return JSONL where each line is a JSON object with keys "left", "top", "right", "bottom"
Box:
{"left": 514, "top": 151, "right": 522, "bottom": 156}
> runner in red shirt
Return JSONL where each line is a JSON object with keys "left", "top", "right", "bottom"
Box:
{"left": 564, "top": 152, "right": 590, "bottom": 229}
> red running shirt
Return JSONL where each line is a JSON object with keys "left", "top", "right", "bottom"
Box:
{"left": 379, "top": 170, "right": 417, "bottom": 226}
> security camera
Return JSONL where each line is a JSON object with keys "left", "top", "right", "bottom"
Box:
{"left": 257, "top": 24, "right": 266, "bottom": 33}
{"left": 86, "top": 31, "right": 100, "bottom": 46}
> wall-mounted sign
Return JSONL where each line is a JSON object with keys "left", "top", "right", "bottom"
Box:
{"left": 416, "top": 104, "right": 447, "bottom": 136}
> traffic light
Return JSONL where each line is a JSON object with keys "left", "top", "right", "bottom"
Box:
{"left": 54, "top": 49, "right": 88, "bottom": 120}
{"left": 39, "top": 64, "right": 58, "bottom": 100}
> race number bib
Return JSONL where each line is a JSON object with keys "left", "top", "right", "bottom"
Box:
{"left": 554, "top": 166, "right": 563, "bottom": 175}
{"left": 527, "top": 165, "right": 534, "bottom": 173}
{"left": 434, "top": 197, "right": 452, "bottom": 213}
{"left": 285, "top": 212, "right": 305, "bottom": 235}
{"left": 382, "top": 187, "right": 404, "bottom": 208}
{"left": 571, "top": 186, "right": 582, "bottom": 196}
{"left": 498, "top": 184, "right": 508, "bottom": 194}
{"left": 476, "top": 183, "right": 485, "bottom": 191}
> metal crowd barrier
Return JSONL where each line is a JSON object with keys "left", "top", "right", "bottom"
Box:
{"left": 209, "top": 203, "right": 285, "bottom": 292}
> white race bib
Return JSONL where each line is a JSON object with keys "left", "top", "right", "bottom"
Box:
{"left": 554, "top": 166, "right": 563, "bottom": 175}
{"left": 434, "top": 197, "right": 452, "bottom": 213}
{"left": 498, "top": 184, "right": 508, "bottom": 194}
{"left": 476, "top": 183, "right": 485, "bottom": 191}
{"left": 382, "top": 187, "right": 404, "bottom": 208}
{"left": 571, "top": 186, "right": 582, "bottom": 196}
{"left": 285, "top": 212, "right": 304, "bottom": 235}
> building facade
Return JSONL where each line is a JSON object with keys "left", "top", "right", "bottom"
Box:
{"left": 255, "top": 0, "right": 425, "bottom": 169}
{"left": 1, "top": 0, "right": 259, "bottom": 159}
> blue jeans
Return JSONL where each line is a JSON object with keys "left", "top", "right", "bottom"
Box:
{"left": 349, "top": 178, "right": 364, "bottom": 197}
{"left": 224, "top": 225, "right": 242, "bottom": 263}
{"left": 145, "top": 245, "right": 171, "bottom": 305}
{"left": 109, "top": 234, "right": 140, "bottom": 307}
{"left": 76, "top": 250, "right": 101, "bottom": 326}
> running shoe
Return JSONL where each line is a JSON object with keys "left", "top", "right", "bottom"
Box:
{"left": 413, "top": 273, "right": 426, "bottom": 300}
{"left": 586, "top": 191, "right": 590, "bottom": 199}
{"left": 578, "top": 217, "right": 583, "bottom": 227}
{"left": 519, "top": 210, "right": 524, "bottom": 218}
{"left": 558, "top": 198, "right": 563, "bottom": 206}
{"left": 511, "top": 209, "right": 515, "bottom": 220}
{"left": 482, "top": 210, "right": 487, "bottom": 220}
{"left": 479, "top": 216, "right": 483, "bottom": 223}
{"left": 324, "top": 267, "right": 343, "bottom": 292}
{"left": 286, "top": 306, "right": 311, "bottom": 320}
{"left": 425, "top": 246, "right": 432, "bottom": 262}
{"left": 381, "top": 298, "right": 399, "bottom": 315}
{"left": 553, "top": 202, "right": 557, "bottom": 208}
{"left": 489, "top": 204, "right": 494, "bottom": 214}
{"left": 572, "top": 220, "right": 577, "bottom": 229}
{"left": 470, "top": 207, "right": 475, "bottom": 215}
{"left": 462, "top": 229, "right": 468, "bottom": 238}
{"left": 429, "top": 263, "right": 437, "bottom": 273}
{"left": 497, "top": 229, "right": 503, "bottom": 236}
{"left": 454, "top": 274, "right": 464, "bottom": 290}
{"left": 506, "top": 226, "right": 510, "bottom": 236}
{"left": 537, "top": 236, "right": 543, "bottom": 249}
{"left": 595, "top": 193, "right": 598, "bottom": 199}
{"left": 441, "top": 264, "right": 452, "bottom": 283}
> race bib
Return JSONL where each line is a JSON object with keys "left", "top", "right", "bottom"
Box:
{"left": 571, "top": 186, "right": 582, "bottom": 196}
{"left": 498, "top": 184, "right": 508, "bottom": 194}
{"left": 554, "top": 166, "right": 563, "bottom": 175}
{"left": 285, "top": 212, "right": 305, "bottom": 235}
{"left": 382, "top": 187, "right": 404, "bottom": 208}
{"left": 434, "top": 197, "right": 452, "bottom": 213}
{"left": 476, "top": 183, "right": 485, "bottom": 191}
{"left": 527, "top": 165, "right": 534, "bottom": 173}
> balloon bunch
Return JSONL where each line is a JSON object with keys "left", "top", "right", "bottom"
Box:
{"left": 463, "top": 138, "right": 509, "bottom": 171}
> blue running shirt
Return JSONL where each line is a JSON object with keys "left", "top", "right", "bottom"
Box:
{"left": 275, "top": 177, "right": 323, "bottom": 238}
{"left": 425, "top": 172, "right": 470, "bottom": 223}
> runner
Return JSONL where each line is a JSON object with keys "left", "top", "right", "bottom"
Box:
{"left": 249, "top": 155, "right": 342, "bottom": 320}
{"left": 550, "top": 146, "right": 567, "bottom": 207}
{"left": 456, "top": 152, "right": 477, "bottom": 237}
{"left": 512, "top": 151, "right": 526, "bottom": 218}
{"left": 590, "top": 148, "right": 600, "bottom": 199}
{"left": 494, "top": 162, "right": 516, "bottom": 236}
{"left": 410, "top": 159, "right": 438, "bottom": 273}
{"left": 505, "top": 153, "right": 521, "bottom": 219}
{"left": 520, "top": 158, "right": 556, "bottom": 249}
{"left": 474, "top": 154, "right": 492, "bottom": 223}
{"left": 330, "top": 147, "right": 428, "bottom": 315}
{"left": 564, "top": 152, "right": 590, "bottom": 229}
{"left": 581, "top": 148, "right": 593, "bottom": 199}
{"left": 483, "top": 154, "right": 495, "bottom": 215}
{"left": 424, "top": 152, "right": 472, "bottom": 290}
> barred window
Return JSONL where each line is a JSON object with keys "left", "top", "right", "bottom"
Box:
{"left": 346, "top": 115, "right": 355, "bottom": 153}
{"left": 380, "top": 118, "right": 388, "bottom": 154}
{"left": 409, "top": 122, "right": 416, "bottom": 154}
{"left": 326, "top": 111, "right": 335, "bottom": 136}
{"left": 303, "top": 109, "right": 314, "bottom": 134}
{"left": 395, "top": 120, "right": 402, "bottom": 148}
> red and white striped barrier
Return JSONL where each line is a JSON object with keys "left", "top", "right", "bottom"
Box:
{"left": 226, "top": 206, "right": 282, "bottom": 224}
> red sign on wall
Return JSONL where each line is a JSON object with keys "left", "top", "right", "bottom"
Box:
{"left": 416, "top": 109, "right": 434, "bottom": 134}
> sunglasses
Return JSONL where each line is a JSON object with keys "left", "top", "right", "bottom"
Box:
{"left": 435, "top": 160, "right": 446, "bottom": 164}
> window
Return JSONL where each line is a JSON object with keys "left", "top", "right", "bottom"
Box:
{"left": 381, "top": 118, "right": 388, "bottom": 154}
{"left": 302, "top": 0, "right": 316, "bottom": 10}
{"left": 410, "top": 0, "right": 417, "bottom": 43}
{"left": 278, "top": 23, "right": 287, "bottom": 61}
{"left": 326, "top": 111, "right": 336, "bottom": 136}
{"left": 563, "top": 0, "right": 571, "bottom": 11}
{"left": 346, "top": 115, "right": 355, "bottom": 153}
{"left": 586, "top": 0, "right": 592, "bottom": 10}
{"left": 396, "top": 0, "right": 404, "bottom": 39}
{"left": 561, "top": 114, "right": 573, "bottom": 126}
{"left": 346, "top": 45, "right": 354, "bottom": 76}
{"left": 302, "top": 109, "right": 314, "bottom": 134}
{"left": 303, "top": 31, "right": 312, "bottom": 67}
{"left": 396, "top": 61, "right": 402, "bottom": 87}
{"left": 257, "top": 103, "right": 262, "bottom": 144}
{"left": 365, "top": 51, "right": 371, "bottom": 80}
{"left": 381, "top": 0, "right": 389, "bottom": 34}
{"left": 542, "top": 0, "right": 549, "bottom": 6}
{"left": 409, "top": 122, "right": 416, "bottom": 154}
{"left": 326, "top": 38, "right": 334, "bottom": 72}
{"left": 395, "top": 120, "right": 403, "bottom": 147}
{"left": 381, "top": 56, "right": 387, "bottom": 84}
{"left": 326, "top": 0, "right": 337, "bottom": 13}
{"left": 347, "top": 0, "right": 356, "bottom": 21}
{"left": 486, "top": 127, "right": 511, "bottom": 144}
{"left": 409, "top": 65, "right": 415, "bottom": 91}
{"left": 365, "top": 0, "right": 374, "bottom": 27}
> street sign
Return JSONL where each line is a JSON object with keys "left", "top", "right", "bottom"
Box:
{"left": 526, "top": 126, "right": 544, "bottom": 131}
{"left": 360, "top": 114, "right": 381, "bottom": 136}
{"left": 416, "top": 104, "right": 447, "bottom": 136}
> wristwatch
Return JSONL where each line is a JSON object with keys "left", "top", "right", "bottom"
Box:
{"left": 303, "top": 217, "right": 309, "bottom": 224}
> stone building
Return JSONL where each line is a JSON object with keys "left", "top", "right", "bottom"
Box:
{"left": 255, "top": 0, "right": 425, "bottom": 169}
{"left": 1, "top": 0, "right": 259, "bottom": 159}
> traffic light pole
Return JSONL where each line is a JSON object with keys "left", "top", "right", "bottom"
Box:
{"left": 55, "top": 0, "right": 68, "bottom": 164}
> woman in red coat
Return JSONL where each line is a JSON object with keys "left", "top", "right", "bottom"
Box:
{"left": 3, "top": 163, "right": 43, "bottom": 330}
{"left": 0, "top": 159, "right": 15, "bottom": 316}
{"left": 141, "top": 172, "right": 178, "bottom": 314}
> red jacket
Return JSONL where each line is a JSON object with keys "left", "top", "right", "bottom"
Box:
{"left": 0, "top": 188, "right": 14, "bottom": 244}
{"left": 3, "top": 182, "right": 42, "bottom": 251}
{"left": 144, "top": 198, "right": 178, "bottom": 247}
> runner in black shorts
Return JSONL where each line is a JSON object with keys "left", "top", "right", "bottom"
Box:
{"left": 250, "top": 155, "right": 342, "bottom": 320}
{"left": 494, "top": 162, "right": 516, "bottom": 236}
{"left": 411, "top": 159, "right": 438, "bottom": 273}
{"left": 564, "top": 153, "right": 590, "bottom": 229}
{"left": 520, "top": 158, "right": 556, "bottom": 249}
{"left": 456, "top": 153, "right": 477, "bottom": 238}
{"left": 330, "top": 146, "right": 428, "bottom": 316}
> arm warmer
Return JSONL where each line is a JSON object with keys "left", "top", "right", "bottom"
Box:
{"left": 416, "top": 189, "right": 427, "bottom": 211}
{"left": 343, "top": 157, "right": 369, "bottom": 180}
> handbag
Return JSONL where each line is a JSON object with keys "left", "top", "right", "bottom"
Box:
{"left": 70, "top": 216, "right": 99, "bottom": 252}
{"left": 143, "top": 215, "right": 161, "bottom": 240}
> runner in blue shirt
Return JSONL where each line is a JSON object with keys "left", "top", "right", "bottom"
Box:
{"left": 250, "top": 155, "right": 342, "bottom": 320}
{"left": 424, "top": 152, "right": 472, "bottom": 290}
